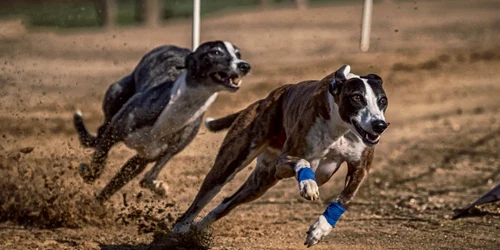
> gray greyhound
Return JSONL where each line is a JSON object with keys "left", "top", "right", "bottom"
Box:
{"left": 74, "top": 41, "right": 251, "bottom": 201}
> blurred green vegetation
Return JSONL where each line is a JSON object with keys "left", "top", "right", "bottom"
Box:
{"left": 0, "top": 0, "right": 382, "bottom": 29}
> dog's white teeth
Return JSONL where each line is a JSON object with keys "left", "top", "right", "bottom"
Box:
{"left": 234, "top": 78, "right": 242, "bottom": 86}
{"left": 228, "top": 77, "right": 241, "bottom": 87}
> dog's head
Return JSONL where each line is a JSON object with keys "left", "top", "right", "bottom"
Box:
{"left": 185, "top": 41, "right": 251, "bottom": 92}
{"left": 329, "top": 65, "right": 389, "bottom": 146}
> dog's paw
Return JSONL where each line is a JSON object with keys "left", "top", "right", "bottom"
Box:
{"left": 79, "top": 163, "right": 96, "bottom": 184}
{"left": 299, "top": 179, "right": 320, "bottom": 201}
{"left": 140, "top": 179, "right": 169, "bottom": 197}
{"left": 305, "top": 215, "right": 332, "bottom": 247}
{"left": 172, "top": 221, "right": 192, "bottom": 233}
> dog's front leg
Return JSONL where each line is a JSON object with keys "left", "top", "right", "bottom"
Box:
{"left": 275, "top": 120, "right": 321, "bottom": 201}
{"left": 305, "top": 151, "right": 372, "bottom": 247}
{"left": 295, "top": 158, "right": 321, "bottom": 201}
{"left": 276, "top": 155, "right": 320, "bottom": 201}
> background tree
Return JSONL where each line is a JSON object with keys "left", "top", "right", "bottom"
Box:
{"left": 135, "top": 0, "right": 161, "bottom": 27}
{"left": 94, "top": 0, "right": 116, "bottom": 27}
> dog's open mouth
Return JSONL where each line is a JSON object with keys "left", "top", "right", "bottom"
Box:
{"left": 210, "top": 72, "right": 242, "bottom": 90}
{"left": 351, "top": 119, "right": 380, "bottom": 146}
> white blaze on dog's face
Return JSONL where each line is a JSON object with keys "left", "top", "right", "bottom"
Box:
{"left": 330, "top": 65, "right": 389, "bottom": 146}
{"left": 185, "top": 41, "right": 251, "bottom": 92}
{"left": 223, "top": 41, "right": 244, "bottom": 72}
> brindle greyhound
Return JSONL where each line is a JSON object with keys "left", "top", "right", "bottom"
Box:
{"left": 173, "top": 65, "right": 389, "bottom": 247}
{"left": 74, "top": 41, "right": 251, "bottom": 201}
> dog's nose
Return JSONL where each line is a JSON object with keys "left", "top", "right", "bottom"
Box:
{"left": 237, "top": 62, "right": 251, "bottom": 74}
{"left": 371, "top": 120, "right": 388, "bottom": 134}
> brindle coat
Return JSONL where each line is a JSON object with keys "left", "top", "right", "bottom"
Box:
{"left": 174, "top": 65, "right": 388, "bottom": 247}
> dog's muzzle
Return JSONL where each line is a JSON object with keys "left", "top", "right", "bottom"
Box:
{"left": 210, "top": 61, "right": 251, "bottom": 91}
{"left": 351, "top": 119, "right": 387, "bottom": 146}
{"left": 237, "top": 62, "right": 251, "bottom": 75}
{"left": 371, "top": 120, "right": 388, "bottom": 134}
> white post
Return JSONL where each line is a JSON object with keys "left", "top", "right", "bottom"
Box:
{"left": 192, "top": 0, "right": 201, "bottom": 50}
{"left": 360, "top": 0, "right": 373, "bottom": 52}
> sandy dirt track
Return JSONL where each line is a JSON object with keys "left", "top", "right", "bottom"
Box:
{"left": 0, "top": 0, "right": 499, "bottom": 249}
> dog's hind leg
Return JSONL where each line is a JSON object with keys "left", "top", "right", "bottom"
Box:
{"left": 95, "top": 154, "right": 151, "bottom": 202}
{"left": 73, "top": 75, "right": 135, "bottom": 148}
{"left": 197, "top": 149, "right": 280, "bottom": 229}
{"left": 173, "top": 102, "right": 277, "bottom": 232}
{"left": 97, "top": 75, "right": 136, "bottom": 142}
{"left": 102, "top": 75, "right": 136, "bottom": 124}
{"left": 78, "top": 125, "right": 124, "bottom": 183}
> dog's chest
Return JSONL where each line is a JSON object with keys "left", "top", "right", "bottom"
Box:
{"left": 156, "top": 79, "right": 217, "bottom": 132}
{"left": 326, "top": 134, "right": 366, "bottom": 162}
{"left": 147, "top": 73, "right": 217, "bottom": 138}
{"left": 124, "top": 75, "right": 217, "bottom": 159}
{"left": 305, "top": 116, "right": 348, "bottom": 159}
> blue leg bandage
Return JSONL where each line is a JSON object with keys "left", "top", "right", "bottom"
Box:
{"left": 323, "top": 201, "right": 346, "bottom": 227}
{"left": 297, "top": 167, "right": 316, "bottom": 182}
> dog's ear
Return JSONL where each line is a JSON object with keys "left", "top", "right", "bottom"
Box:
{"left": 185, "top": 52, "right": 198, "bottom": 75}
{"left": 363, "top": 74, "right": 383, "bottom": 85}
{"left": 329, "top": 64, "right": 350, "bottom": 95}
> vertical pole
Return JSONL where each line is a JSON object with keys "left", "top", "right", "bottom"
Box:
{"left": 360, "top": 0, "right": 373, "bottom": 52}
{"left": 192, "top": 0, "right": 201, "bottom": 50}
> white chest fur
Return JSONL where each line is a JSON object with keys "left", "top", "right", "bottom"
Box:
{"left": 124, "top": 73, "right": 218, "bottom": 159}
{"left": 329, "top": 134, "right": 366, "bottom": 161}
{"left": 151, "top": 73, "right": 218, "bottom": 139}
{"left": 305, "top": 94, "right": 349, "bottom": 161}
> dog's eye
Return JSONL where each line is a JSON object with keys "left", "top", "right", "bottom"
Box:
{"left": 209, "top": 50, "right": 222, "bottom": 56}
{"left": 351, "top": 94, "right": 362, "bottom": 102}
{"left": 379, "top": 97, "right": 387, "bottom": 105}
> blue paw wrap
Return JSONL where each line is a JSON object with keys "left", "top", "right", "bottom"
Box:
{"left": 297, "top": 167, "right": 316, "bottom": 182}
{"left": 323, "top": 201, "right": 346, "bottom": 227}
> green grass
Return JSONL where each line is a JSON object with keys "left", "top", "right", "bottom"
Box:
{"left": 0, "top": 0, "right": 394, "bottom": 29}
{"left": 0, "top": 2, "right": 100, "bottom": 28}
{"left": 0, "top": 0, "right": 265, "bottom": 28}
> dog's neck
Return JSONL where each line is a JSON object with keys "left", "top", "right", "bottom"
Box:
{"left": 151, "top": 72, "right": 218, "bottom": 139}
{"left": 326, "top": 92, "right": 351, "bottom": 140}
{"left": 184, "top": 71, "right": 201, "bottom": 88}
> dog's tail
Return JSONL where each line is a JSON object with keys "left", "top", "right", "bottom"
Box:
{"left": 73, "top": 110, "right": 97, "bottom": 148}
{"left": 205, "top": 110, "right": 242, "bottom": 132}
